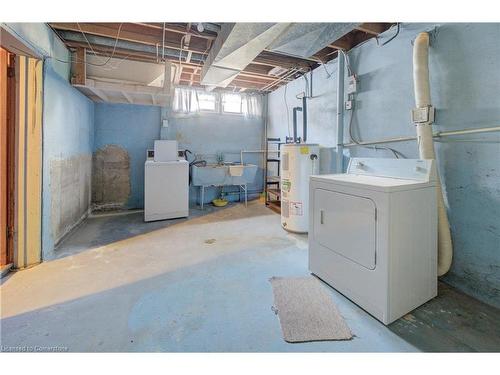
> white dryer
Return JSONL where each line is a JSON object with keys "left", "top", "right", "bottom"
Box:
{"left": 309, "top": 158, "right": 438, "bottom": 324}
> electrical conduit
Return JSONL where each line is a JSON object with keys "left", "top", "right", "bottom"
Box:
{"left": 413, "top": 32, "right": 453, "bottom": 276}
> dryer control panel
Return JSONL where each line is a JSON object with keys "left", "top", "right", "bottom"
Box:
{"left": 347, "top": 158, "right": 436, "bottom": 182}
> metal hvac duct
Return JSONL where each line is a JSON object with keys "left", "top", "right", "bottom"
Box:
{"left": 267, "top": 23, "right": 359, "bottom": 59}
{"left": 200, "top": 23, "right": 291, "bottom": 87}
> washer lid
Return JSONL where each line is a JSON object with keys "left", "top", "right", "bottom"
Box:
{"left": 145, "top": 159, "right": 188, "bottom": 166}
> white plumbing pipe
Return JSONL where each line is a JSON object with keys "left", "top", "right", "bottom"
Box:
{"left": 413, "top": 32, "right": 453, "bottom": 276}
{"left": 341, "top": 125, "right": 500, "bottom": 147}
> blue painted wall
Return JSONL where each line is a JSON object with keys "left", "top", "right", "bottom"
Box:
{"left": 93, "top": 105, "right": 265, "bottom": 208}
{"left": 267, "top": 23, "right": 500, "bottom": 307}
{"left": 42, "top": 61, "right": 95, "bottom": 260}
{"left": 94, "top": 103, "right": 161, "bottom": 209}
{"left": 167, "top": 112, "right": 265, "bottom": 205}
{"left": 1, "top": 22, "right": 70, "bottom": 80}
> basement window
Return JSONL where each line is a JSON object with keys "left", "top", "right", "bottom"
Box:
{"left": 221, "top": 93, "right": 243, "bottom": 114}
{"left": 197, "top": 92, "right": 217, "bottom": 112}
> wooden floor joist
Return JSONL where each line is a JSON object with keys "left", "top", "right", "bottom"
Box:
{"left": 51, "top": 22, "right": 394, "bottom": 92}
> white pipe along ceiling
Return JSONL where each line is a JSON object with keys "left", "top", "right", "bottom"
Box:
{"left": 412, "top": 32, "right": 453, "bottom": 276}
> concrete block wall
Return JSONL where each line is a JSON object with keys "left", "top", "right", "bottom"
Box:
{"left": 267, "top": 23, "right": 500, "bottom": 307}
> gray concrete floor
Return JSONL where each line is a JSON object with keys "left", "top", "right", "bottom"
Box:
{"left": 1, "top": 201, "right": 499, "bottom": 352}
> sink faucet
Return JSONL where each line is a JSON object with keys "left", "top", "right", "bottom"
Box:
{"left": 216, "top": 152, "right": 225, "bottom": 165}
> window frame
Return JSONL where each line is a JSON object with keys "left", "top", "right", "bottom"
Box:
{"left": 172, "top": 87, "right": 251, "bottom": 117}
{"left": 221, "top": 92, "right": 244, "bottom": 115}
{"left": 197, "top": 91, "right": 218, "bottom": 113}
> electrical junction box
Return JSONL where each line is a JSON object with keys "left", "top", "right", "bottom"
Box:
{"left": 412, "top": 106, "right": 435, "bottom": 124}
{"left": 347, "top": 75, "right": 357, "bottom": 94}
{"left": 345, "top": 100, "right": 353, "bottom": 110}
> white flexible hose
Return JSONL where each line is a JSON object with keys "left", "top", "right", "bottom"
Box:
{"left": 413, "top": 32, "right": 453, "bottom": 276}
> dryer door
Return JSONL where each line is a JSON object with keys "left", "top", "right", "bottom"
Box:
{"left": 313, "top": 189, "right": 376, "bottom": 270}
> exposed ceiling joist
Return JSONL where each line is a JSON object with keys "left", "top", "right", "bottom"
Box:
{"left": 51, "top": 22, "right": 394, "bottom": 93}
{"left": 50, "top": 22, "right": 210, "bottom": 54}
{"left": 132, "top": 22, "right": 218, "bottom": 40}
{"left": 355, "top": 23, "right": 391, "bottom": 35}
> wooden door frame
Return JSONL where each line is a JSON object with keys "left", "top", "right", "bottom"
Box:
{"left": 1, "top": 47, "right": 16, "bottom": 268}
{"left": 7, "top": 52, "right": 16, "bottom": 266}
{"left": 0, "top": 47, "right": 7, "bottom": 267}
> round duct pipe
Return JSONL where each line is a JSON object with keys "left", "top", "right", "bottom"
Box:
{"left": 412, "top": 32, "right": 453, "bottom": 276}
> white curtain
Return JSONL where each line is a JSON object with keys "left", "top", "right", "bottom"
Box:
{"left": 172, "top": 87, "right": 200, "bottom": 114}
{"left": 172, "top": 88, "right": 263, "bottom": 117}
{"left": 242, "top": 94, "right": 263, "bottom": 117}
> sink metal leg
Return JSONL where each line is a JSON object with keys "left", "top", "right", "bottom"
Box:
{"left": 200, "top": 186, "right": 205, "bottom": 210}
{"left": 239, "top": 184, "right": 247, "bottom": 207}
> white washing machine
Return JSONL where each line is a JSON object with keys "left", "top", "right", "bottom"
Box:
{"left": 144, "top": 159, "right": 189, "bottom": 222}
{"left": 309, "top": 158, "right": 438, "bottom": 324}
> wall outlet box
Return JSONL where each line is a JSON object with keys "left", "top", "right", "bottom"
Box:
{"left": 162, "top": 119, "right": 169, "bottom": 128}
{"left": 347, "top": 75, "right": 357, "bottom": 94}
{"left": 412, "top": 106, "right": 435, "bottom": 124}
{"left": 345, "top": 100, "right": 353, "bottom": 110}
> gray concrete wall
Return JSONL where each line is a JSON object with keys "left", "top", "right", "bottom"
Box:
{"left": 42, "top": 61, "right": 95, "bottom": 260}
{"left": 267, "top": 23, "right": 500, "bottom": 307}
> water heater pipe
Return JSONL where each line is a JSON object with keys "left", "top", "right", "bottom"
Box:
{"left": 292, "top": 107, "right": 301, "bottom": 142}
{"left": 302, "top": 96, "right": 308, "bottom": 142}
{"left": 413, "top": 32, "right": 453, "bottom": 276}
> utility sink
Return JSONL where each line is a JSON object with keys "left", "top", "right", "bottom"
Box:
{"left": 191, "top": 163, "right": 258, "bottom": 186}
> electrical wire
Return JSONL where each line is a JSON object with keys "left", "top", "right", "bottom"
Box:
{"left": 339, "top": 49, "right": 353, "bottom": 76}
{"left": 347, "top": 103, "right": 405, "bottom": 158}
{"left": 303, "top": 74, "right": 309, "bottom": 97}
{"left": 76, "top": 22, "right": 123, "bottom": 67}
{"left": 49, "top": 52, "right": 133, "bottom": 68}
{"left": 343, "top": 48, "right": 404, "bottom": 158}
{"left": 178, "top": 34, "right": 187, "bottom": 78}
{"left": 48, "top": 23, "right": 130, "bottom": 68}
{"left": 316, "top": 56, "right": 333, "bottom": 78}
{"left": 346, "top": 87, "right": 405, "bottom": 158}
{"left": 375, "top": 23, "right": 400, "bottom": 47}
